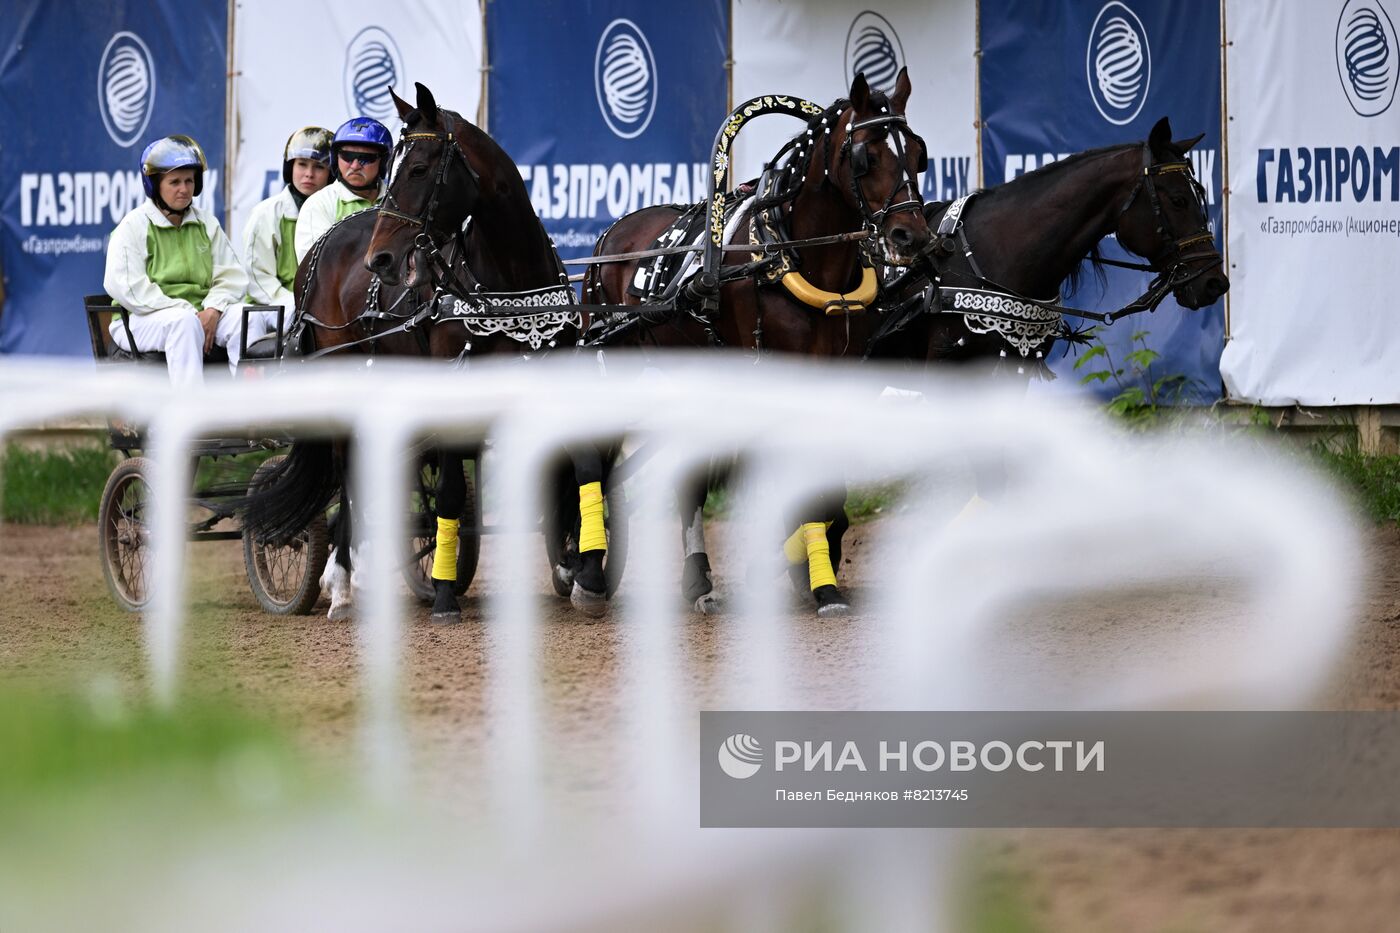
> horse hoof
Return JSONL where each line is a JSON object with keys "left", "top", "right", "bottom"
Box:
{"left": 693, "top": 592, "right": 724, "bottom": 615}
{"left": 551, "top": 562, "right": 575, "bottom": 599}
{"left": 327, "top": 602, "right": 354, "bottom": 622}
{"left": 570, "top": 582, "right": 608, "bottom": 619}
{"left": 812, "top": 585, "right": 850, "bottom": 618}
{"left": 431, "top": 580, "right": 462, "bottom": 624}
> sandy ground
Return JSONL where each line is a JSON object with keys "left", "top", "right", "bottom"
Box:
{"left": 2, "top": 517, "right": 1400, "bottom": 931}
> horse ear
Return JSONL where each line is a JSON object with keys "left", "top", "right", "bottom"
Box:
{"left": 391, "top": 87, "right": 413, "bottom": 121}
{"left": 1174, "top": 132, "right": 1206, "bottom": 153}
{"left": 415, "top": 82, "right": 439, "bottom": 125}
{"left": 1148, "top": 117, "right": 1173, "bottom": 155}
{"left": 849, "top": 72, "right": 870, "bottom": 112}
{"left": 889, "top": 67, "right": 912, "bottom": 114}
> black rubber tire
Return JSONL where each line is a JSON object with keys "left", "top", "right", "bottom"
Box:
{"left": 242, "top": 455, "right": 331, "bottom": 616}
{"left": 404, "top": 455, "right": 479, "bottom": 603}
{"left": 98, "top": 457, "right": 154, "bottom": 613}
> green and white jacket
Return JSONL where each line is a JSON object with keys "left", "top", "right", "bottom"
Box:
{"left": 103, "top": 200, "right": 248, "bottom": 316}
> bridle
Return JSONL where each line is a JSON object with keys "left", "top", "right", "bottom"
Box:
{"left": 377, "top": 109, "right": 479, "bottom": 234}
{"left": 840, "top": 112, "right": 928, "bottom": 229}
{"left": 372, "top": 109, "right": 485, "bottom": 296}
{"left": 1110, "top": 141, "right": 1219, "bottom": 290}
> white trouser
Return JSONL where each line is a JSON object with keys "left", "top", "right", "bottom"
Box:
{"left": 110, "top": 304, "right": 249, "bottom": 387}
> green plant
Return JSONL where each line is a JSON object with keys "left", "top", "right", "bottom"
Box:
{"left": 1074, "top": 328, "right": 1195, "bottom": 429}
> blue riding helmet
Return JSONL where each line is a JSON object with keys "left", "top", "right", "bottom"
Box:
{"left": 283, "top": 126, "right": 333, "bottom": 184}
{"left": 330, "top": 117, "right": 392, "bottom": 183}
{"left": 140, "top": 135, "right": 207, "bottom": 199}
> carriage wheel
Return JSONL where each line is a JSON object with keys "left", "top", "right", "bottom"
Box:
{"left": 242, "top": 455, "right": 330, "bottom": 616}
{"left": 544, "top": 480, "right": 629, "bottom": 599}
{"left": 98, "top": 457, "right": 154, "bottom": 613}
{"left": 404, "top": 455, "right": 480, "bottom": 602}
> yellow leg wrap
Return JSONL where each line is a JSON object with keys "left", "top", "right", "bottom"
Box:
{"left": 782, "top": 526, "right": 808, "bottom": 565}
{"left": 804, "top": 522, "right": 837, "bottom": 591}
{"left": 431, "top": 516, "right": 460, "bottom": 581}
{"left": 578, "top": 482, "right": 607, "bottom": 553}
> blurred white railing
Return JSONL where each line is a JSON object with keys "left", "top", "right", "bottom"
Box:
{"left": 0, "top": 353, "right": 1363, "bottom": 932}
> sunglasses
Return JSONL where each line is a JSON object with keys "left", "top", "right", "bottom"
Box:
{"left": 338, "top": 151, "right": 382, "bottom": 167}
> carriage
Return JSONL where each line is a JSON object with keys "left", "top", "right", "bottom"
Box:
{"left": 83, "top": 295, "right": 480, "bottom": 615}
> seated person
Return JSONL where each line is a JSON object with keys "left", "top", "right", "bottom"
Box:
{"left": 242, "top": 126, "right": 333, "bottom": 349}
{"left": 294, "top": 117, "right": 392, "bottom": 262}
{"left": 103, "top": 135, "right": 250, "bottom": 386}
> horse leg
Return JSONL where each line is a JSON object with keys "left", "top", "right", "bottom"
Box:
{"left": 679, "top": 465, "right": 720, "bottom": 614}
{"left": 782, "top": 489, "right": 851, "bottom": 618}
{"left": 567, "top": 442, "right": 608, "bottom": 618}
{"left": 322, "top": 445, "right": 355, "bottom": 621}
{"left": 429, "top": 445, "right": 466, "bottom": 623}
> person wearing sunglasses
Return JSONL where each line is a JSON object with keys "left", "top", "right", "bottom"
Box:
{"left": 242, "top": 126, "right": 332, "bottom": 346}
{"left": 103, "top": 135, "right": 251, "bottom": 386}
{"left": 294, "top": 116, "right": 392, "bottom": 262}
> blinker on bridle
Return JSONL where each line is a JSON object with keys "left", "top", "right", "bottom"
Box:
{"left": 840, "top": 113, "right": 928, "bottom": 228}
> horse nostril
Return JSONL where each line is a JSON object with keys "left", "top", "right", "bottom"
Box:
{"left": 1210, "top": 276, "right": 1230, "bottom": 297}
{"left": 369, "top": 252, "right": 393, "bottom": 272}
{"left": 890, "top": 226, "right": 914, "bottom": 247}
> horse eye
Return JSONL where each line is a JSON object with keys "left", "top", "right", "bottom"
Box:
{"left": 410, "top": 164, "right": 430, "bottom": 178}
{"left": 1169, "top": 194, "right": 1188, "bottom": 208}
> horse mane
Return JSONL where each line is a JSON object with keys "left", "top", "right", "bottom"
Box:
{"left": 979, "top": 143, "right": 1155, "bottom": 298}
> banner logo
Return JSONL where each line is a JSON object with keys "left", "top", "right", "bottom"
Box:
{"left": 594, "top": 19, "right": 656, "bottom": 139}
{"left": 844, "top": 11, "right": 905, "bottom": 92}
{"left": 344, "top": 26, "right": 404, "bottom": 123}
{"left": 1086, "top": 2, "right": 1151, "bottom": 126}
{"left": 98, "top": 32, "right": 155, "bottom": 148}
{"left": 1336, "top": 0, "right": 1398, "bottom": 117}
{"left": 718, "top": 734, "right": 763, "bottom": 779}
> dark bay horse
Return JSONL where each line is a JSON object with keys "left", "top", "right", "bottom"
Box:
{"left": 877, "top": 116, "right": 1228, "bottom": 370}
{"left": 858, "top": 116, "right": 1229, "bottom": 527}
{"left": 242, "top": 83, "right": 614, "bottom": 621}
{"left": 583, "top": 69, "right": 932, "bottom": 616}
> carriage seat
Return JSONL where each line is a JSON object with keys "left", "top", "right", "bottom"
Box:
{"left": 84, "top": 295, "right": 285, "bottom": 367}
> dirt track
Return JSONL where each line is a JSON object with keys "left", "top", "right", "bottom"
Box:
{"left": 3, "top": 518, "right": 1400, "bottom": 931}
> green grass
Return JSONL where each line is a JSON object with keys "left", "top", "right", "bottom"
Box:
{"left": 0, "top": 441, "right": 118, "bottom": 525}
{"left": 1311, "top": 445, "right": 1400, "bottom": 523}
{"left": 0, "top": 686, "right": 299, "bottom": 804}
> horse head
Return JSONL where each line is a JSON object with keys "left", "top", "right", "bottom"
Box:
{"left": 824, "top": 68, "right": 932, "bottom": 265}
{"left": 365, "top": 82, "right": 481, "bottom": 287}
{"left": 1114, "top": 117, "right": 1229, "bottom": 310}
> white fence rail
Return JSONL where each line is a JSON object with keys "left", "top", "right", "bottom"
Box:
{"left": 0, "top": 354, "right": 1363, "bottom": 931}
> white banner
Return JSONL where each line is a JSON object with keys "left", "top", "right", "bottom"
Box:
{"left": 1222, "top": 0, "right": 1400, "bottom": 404}
{"left": 228, "top": 0, "right": 483, "bottom": 245}
{"left": 731, "top": 0, "right": 978, "bottom": 203}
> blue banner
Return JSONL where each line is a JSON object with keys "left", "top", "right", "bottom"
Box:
{"left": 0, "top": 0, "right": 228, "bottom": 358}
{"left": 980, "top": 0, "right": 1224, "bottom": 401}
{"left": 487, "top": 0, "right": 728, "bottom": 261}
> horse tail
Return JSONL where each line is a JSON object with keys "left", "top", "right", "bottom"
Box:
{"left": 241, "top": 441, "right": 341, "bottom": 544}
